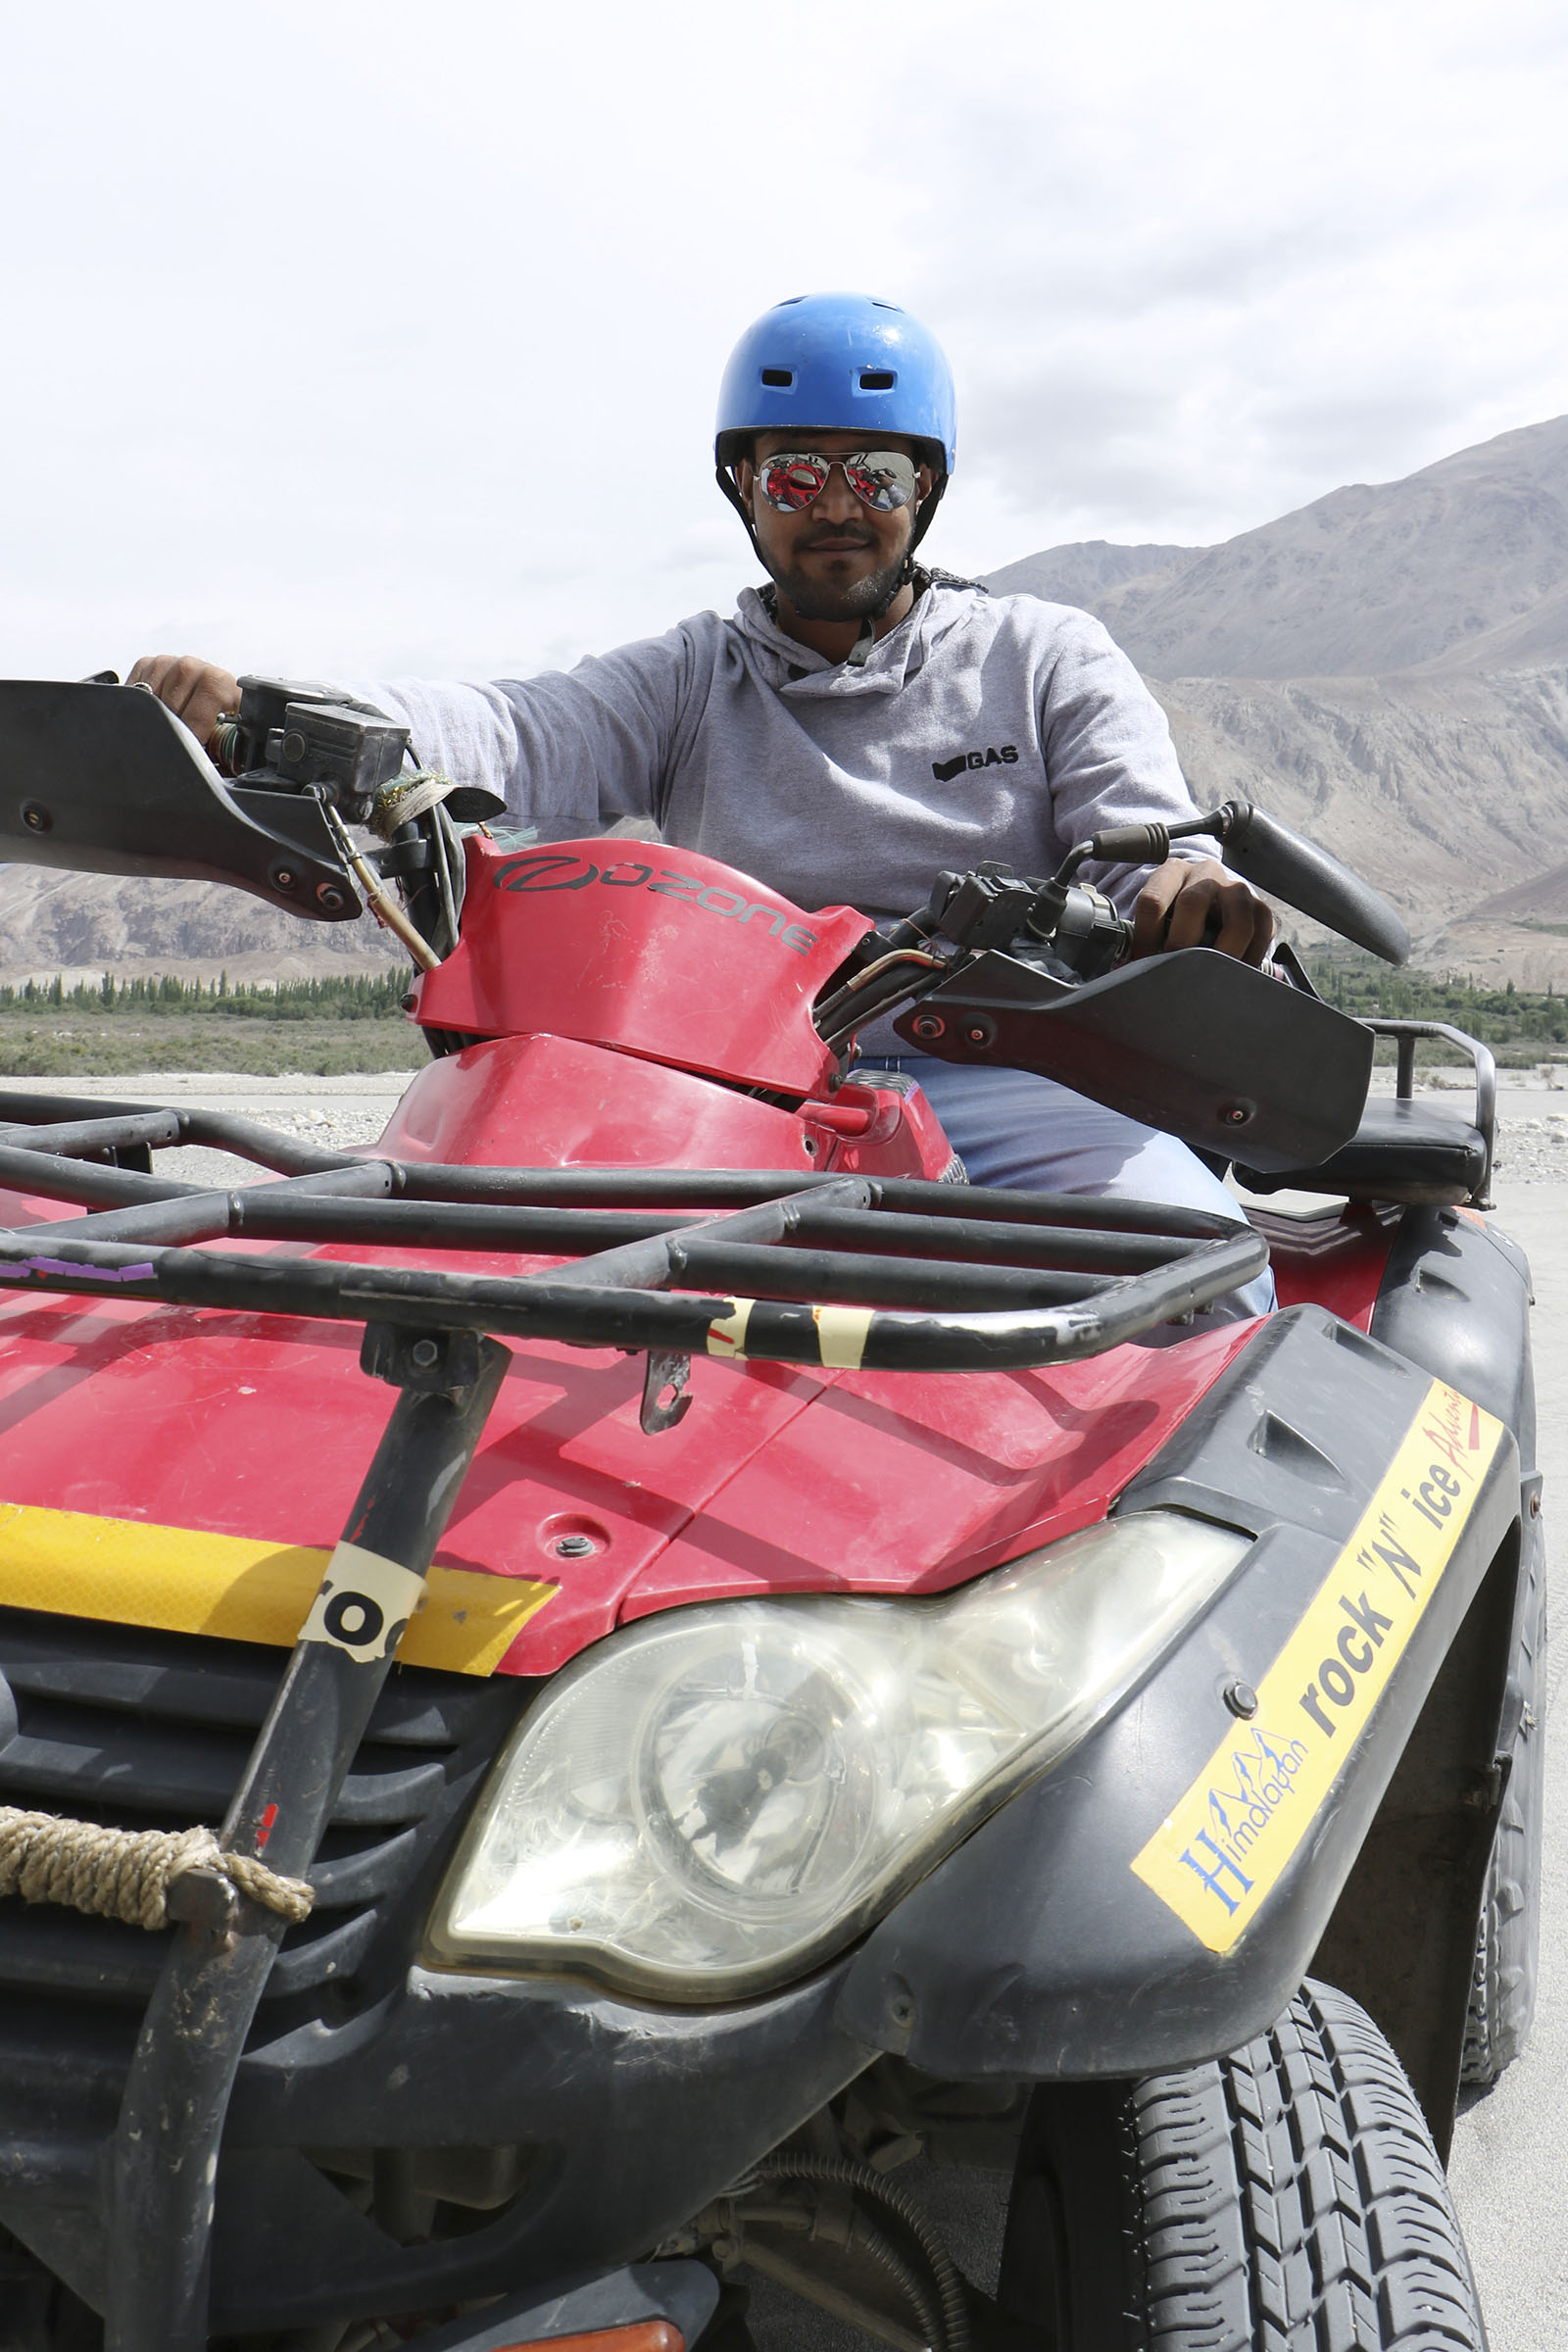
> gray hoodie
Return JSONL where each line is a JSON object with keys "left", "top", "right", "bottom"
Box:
{"left": 357, "top": 581, "right": 1210, "bottom": 932}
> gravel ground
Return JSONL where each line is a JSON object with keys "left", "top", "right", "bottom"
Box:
{"left": 1492, "top": 1104, "right": 1568, "bottom": 1183}
{"left": 0, "top": 1070, "right": 408, "bottom": 1187}
{"left": 3, "top": 1062, "right": 1562, "bottom": 1186}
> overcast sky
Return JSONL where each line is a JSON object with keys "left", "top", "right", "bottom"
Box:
{"left": 3, "top": 0, "right": 1566, "bottom": 685}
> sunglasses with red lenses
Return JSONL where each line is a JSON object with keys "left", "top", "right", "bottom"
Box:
{"left": 756, "top": 449, "right": 921, "bottom": 515}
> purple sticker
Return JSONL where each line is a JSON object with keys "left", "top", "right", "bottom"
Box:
{"left": 0, "top": 1256, "right": 158, "bottom": 1286}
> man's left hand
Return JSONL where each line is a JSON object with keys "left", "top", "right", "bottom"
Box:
{"left": 1131, "top": 857, "right": 1275, "bottom": 966}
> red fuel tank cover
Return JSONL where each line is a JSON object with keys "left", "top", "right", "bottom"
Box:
{"left": 413, "top": 838, "right": 873, "bottom": 1097}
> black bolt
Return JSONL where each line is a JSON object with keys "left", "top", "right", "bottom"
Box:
{"left": 1224, "top": 1679, "right": 1259, "bottom": 1719}
{"left": 555, "top": 1533, "right": 596, "bottom": 1558}
{"left": 316, "top": 882, "right": 347, "bottom": 911}
{"left": 911, "top": 1012, "right": 946, "bottom": 1040}
{"left": 273, "top": 867, "right": 297, "bottom": 892}
{"left": 280, "top": 728, "right": 307, "bottom": 764}
{"left": 1221, "top": 1101, "right": 1254, "bottom": 1127}
{"left": 410, "top": 1338, "right": 440, "bottom": 1370}
{"left": 887, "top": 1989, "right": 916, "bottom": 2029}
{"left": 21, "top": 802, "right": 50, "bottom": 832}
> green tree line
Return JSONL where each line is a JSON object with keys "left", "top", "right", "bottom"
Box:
{"left": 0, "top": 971, "right": 407, "bottom": 1022}
{"left": 1305, "top": 956, "right": 1568, "bottom": 1048}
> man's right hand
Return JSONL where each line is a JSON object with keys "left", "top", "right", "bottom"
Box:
{"left": 126, "top": 655, "right": 240, "bottom": 756}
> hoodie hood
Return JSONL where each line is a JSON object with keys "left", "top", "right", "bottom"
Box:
{"left": 730, "top": 580, "right": 982, "bottom": 700}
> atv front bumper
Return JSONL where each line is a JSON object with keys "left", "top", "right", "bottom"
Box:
{"left": 0, "top": 1304, "right": 1523, "bottom": 2331}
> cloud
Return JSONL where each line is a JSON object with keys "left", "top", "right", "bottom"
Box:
{"left": 1, "top": 0, "right": 1566, "bottom": 679}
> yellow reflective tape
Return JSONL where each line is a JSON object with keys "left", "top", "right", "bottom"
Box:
{"left": 0, "top": 1500, "right": 554, "bottom": 1676}
{"left": 812, "top": 1303, "right": 873, "bottom": 1370}
{"left": 707, "top": 1298, "right": 755, "bottom": 1358}
{"left": 1131, "top": 1378, "right": 1505, "bottom": 1952}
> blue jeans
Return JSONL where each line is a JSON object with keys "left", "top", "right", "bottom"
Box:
{"left": 858, "top": 1056, "right": 1275, "bottom": 1322}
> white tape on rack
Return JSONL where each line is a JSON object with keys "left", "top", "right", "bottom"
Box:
{"left": 707, "top": 1298, "right": 756, "bottom": 1358}
{"left": 812, "top": 1304, "right": 875, "bottom": 1370}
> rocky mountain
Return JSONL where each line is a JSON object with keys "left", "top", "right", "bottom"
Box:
{"left": 0, "top": 866, "right": 402, "bottom": 989}
{"left": 1151, "top": 668, "right": 1568, "bottom": 986}
{"left": 989, "top": 416, "right": 1568, "bottom": 679}
{"left": 987, "top": 540, "right": 1200, "bottom": 612}
{"left": 989, "top": 415, "right": 1568, "bottom": 983}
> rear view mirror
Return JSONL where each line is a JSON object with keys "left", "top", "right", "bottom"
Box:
{"left": 1218, "top": 801, "right": 1409, "bottom": 966}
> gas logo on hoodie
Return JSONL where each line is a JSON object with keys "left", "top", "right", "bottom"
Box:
{"left": 932, "top": 746, "right": 1019, "bottom": 782}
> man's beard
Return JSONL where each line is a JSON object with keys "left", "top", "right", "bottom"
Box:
{"left": 769, "top": 539, "right": 910, "bottom": 622}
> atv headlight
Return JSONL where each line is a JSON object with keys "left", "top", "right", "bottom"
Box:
{"left": 427, "top": 1510, "right": 1249, "bottom": 1999}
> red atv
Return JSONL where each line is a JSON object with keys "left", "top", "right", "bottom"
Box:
{"left": 0, "top": 679, "right": 1542, "bottom": 2352}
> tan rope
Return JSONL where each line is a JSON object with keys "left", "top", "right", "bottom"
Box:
{"left": 0, "top": 1807, "right": 315, "bottom": 1931}
{"left": 368, "top": 769, "right": 461, "bottom": 839}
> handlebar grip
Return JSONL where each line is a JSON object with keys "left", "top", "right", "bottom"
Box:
{"left": 1087, "top": 822, "right": 1170, "bottom": 864}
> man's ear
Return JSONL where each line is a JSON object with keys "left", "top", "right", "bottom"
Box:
{"left": 731, "top": 455, "right": 755, "bottom": 514}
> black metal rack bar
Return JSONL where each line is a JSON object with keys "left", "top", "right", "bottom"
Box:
{"left": 784, "top": 1202, "right": 1206, "bottom": 1272}
{"left": 0, "top": 1087, "right": 1239, "bottom": 1234}
{"left": 0, "top": 1089, "right": 358, "bottom": 1177}
{"left": 0, "top": 1109, "right": 182, "bottom": 1159}
{"left": 666, "top": 1240, "right": 1116, "bottom": 1311}
{"left": 0, "top": 1099, "right": 1271, "bottom": 1369}
{"left": 106, "top": 1329, "right": 513, "bottom": 2352}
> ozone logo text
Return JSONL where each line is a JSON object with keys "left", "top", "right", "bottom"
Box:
{"left": 493, "top": 854, "right": 819, "bottom": 956}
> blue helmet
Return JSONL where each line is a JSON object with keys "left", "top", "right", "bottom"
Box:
{"left": 714, "top": 291, "right": 956, "bottom": 474}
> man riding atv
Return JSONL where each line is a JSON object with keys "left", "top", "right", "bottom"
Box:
{"left": 0, "top": 300, "right": 1535, "bottom": 2352}
{"left": 131, "top": 291, "right": 1273, "bottom": 1305}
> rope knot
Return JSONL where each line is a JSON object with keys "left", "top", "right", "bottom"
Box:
{"left": 0, "top": 1807, "right": 315, "bottom": 1931}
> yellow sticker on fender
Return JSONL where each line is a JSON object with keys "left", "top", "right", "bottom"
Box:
{"left": 1131, "top": 1378, "right": 1505, "bottom": 1951}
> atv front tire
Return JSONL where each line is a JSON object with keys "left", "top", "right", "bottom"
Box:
{"left": 1462, "top": 1515, "right": 1546, "bottom": 2086}
{"left": 999, "top": 1978, "right": 1487, "bottom": 2350}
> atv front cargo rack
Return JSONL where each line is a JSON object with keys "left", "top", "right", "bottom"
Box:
{"left": 0, "top": 1087, "right": 1267, "bottom": 1373}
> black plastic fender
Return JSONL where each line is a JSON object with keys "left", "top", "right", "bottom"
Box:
{"left": 1372, "top": 1205, "right": 1536, "bottom": 1471}
{"left": 1371, "top": 1203, "right": 1540, "bottom": 1686}
{"left": 835, "top": 1305, "right": 1518, "bottom": 2150}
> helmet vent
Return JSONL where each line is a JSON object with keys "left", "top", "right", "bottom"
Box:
{"left": 760, "top": 368, "right": 795, "bottom": 388}
{"left": 858, "top": 369, "right": 896, "bottom": 390}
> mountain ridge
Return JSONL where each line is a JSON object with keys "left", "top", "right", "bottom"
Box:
{"left": 988, "top": 414, "right": 1568, "bottom": 679}
{"left": 983, "top": 413, "right": 1568, "bottom": 984}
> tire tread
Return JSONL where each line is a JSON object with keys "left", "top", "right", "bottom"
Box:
{"left": 1129, "top": 1981, "right": 1485, "bottom": 2349}
{"left": 1461, "top": 1529, "right": 1545, "bottom": 2086}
